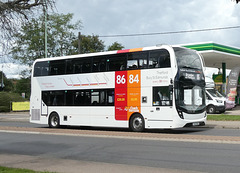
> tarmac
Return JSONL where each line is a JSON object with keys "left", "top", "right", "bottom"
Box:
{"left": 0, "top": 108, "right": 240, "bottom": 129}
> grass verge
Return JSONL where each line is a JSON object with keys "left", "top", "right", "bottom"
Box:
{"left": 0, "top": 166, "right": 54, "bottom": 173}
{"left": 207, "top": 114, "right": 240, "bottom": 121}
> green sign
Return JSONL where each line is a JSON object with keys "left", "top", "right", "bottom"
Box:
{"left": 212, "top": 74, "right": 222, "bottom": 83}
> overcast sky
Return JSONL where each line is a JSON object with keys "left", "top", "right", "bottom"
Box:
{"left": 1, "top": 0, "right": 240, "bottom": 78}
{"left": 56, "top": 0, "right": 240, "bottom": 49}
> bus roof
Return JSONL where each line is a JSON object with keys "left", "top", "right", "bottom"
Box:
{"left": 33, "top": 44, "right": 186, "bottom": 63}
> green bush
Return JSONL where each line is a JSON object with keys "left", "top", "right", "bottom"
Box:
{"left": 0, "top": 92, "right": 28, "bottom": 112}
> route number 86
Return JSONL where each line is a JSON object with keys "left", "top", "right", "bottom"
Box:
{"left": 116, "top": 74, "right": 139, "bottom": 84}
{"left": 116, "top": 75, "right": 126, "bottom": 84}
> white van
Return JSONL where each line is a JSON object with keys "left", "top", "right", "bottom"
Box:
{"left": 205, "top": 77, "right": 226, "bottom": 114}
{"left": 206, "top": 88, "right": 226, "bottom": 114}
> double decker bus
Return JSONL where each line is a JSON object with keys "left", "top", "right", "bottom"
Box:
{"left": 30, "top": 45, "right": 206, "bottom": 132}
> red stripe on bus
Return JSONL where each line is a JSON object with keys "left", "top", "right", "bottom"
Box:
{"left": 117, "top": 49, "right": 130, "bottom": 54}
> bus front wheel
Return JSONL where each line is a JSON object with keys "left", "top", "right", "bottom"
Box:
{"left": 129, "top": 114, "right": 145, "bottom": 132}
{"left": 49, "top": 112, "right": 60, "bottom": 128}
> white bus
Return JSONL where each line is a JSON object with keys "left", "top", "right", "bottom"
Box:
{"left": 30, "top": 45, "right": 206, "bottom": 132}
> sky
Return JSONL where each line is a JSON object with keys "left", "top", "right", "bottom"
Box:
{"left": 1, "top": 0, "right": 240, "bottom": 78}
{"left": 56, "top": 0, "right": 240, "bottom": 49}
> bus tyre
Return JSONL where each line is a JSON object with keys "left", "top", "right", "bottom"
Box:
{"left": 207, "top": 105, "right": 216, "bottom": 114}
{"left": 130, "top": 114, "right": 144, "bottom": 132}
{"left": 49, "top": 113, "right": 60, "bottom": 128}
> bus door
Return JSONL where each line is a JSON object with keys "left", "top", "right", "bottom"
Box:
{"left": 151, "top": 85, "right": 173, "bottom": 121}
{"left": 41, "top": 92, "right": 48, "bottom": 116}
{"left": 41, "top": 100, "right": 48, "bottom": 115}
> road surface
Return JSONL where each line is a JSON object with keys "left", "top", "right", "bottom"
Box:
{"left": 0, "top": 131, "right": 240, "bottom": 173}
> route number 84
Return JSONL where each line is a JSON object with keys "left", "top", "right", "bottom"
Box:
{"left": 116, "top": 74, "right": 139, "bottom": 84}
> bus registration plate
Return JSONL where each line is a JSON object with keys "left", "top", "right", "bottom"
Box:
{"left": 193, "top": 122, "right": 200, "bottom": 126}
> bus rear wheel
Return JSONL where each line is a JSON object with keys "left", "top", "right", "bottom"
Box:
{"left": 130, "top": 114, "right": 144, "bottom": 132}
{"left": 49, "top": 112, "right": 60, "bottom": 128}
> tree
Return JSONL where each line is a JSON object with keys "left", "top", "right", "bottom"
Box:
{"left": 15, "top": 77, "right": 31, "bottom": 98}
{"left": 47, "top": 13, "right": 82, "bottom": 56}
{"left": 11, "top": 13, "right": 81, "bottom": 66}
{"left": 0, "top": 0, "right": 55, "bottom": 41}
{"left": 73, "top": 34, "right": 105, "bottom": 54}
{"left": 0, "top": 71, "right": 13, "bottom": 92}
{"left": 107, "top": 41, "right": 124, "bottom": 51}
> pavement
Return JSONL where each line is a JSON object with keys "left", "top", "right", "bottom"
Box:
{"left": 0, "top": 108, "right": 240, "bottom": 129}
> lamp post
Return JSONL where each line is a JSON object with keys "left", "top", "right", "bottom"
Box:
{"left": 43, "top": 0, "right": 48, "bottom": 58}
{"left": 78, "top": 32, "right": 81, "bottom": 54}
{"left": 1, "top": 65, "right": 4, "bottom": 91}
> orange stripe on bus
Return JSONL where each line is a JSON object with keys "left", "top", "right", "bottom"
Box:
{"left": 129, "top": 48, "right": 143, "bottom": 52}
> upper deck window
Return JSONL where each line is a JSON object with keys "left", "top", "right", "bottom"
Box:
{"left": 92, "top": 56, "right": 106, "bottom": 72}
{"left": 149, "top": 49, "right": 170, "bottom": 68}
{"left": 107, "top": 54, "right": 126, "bottom": 71}
{"left": 33, "top": 48, "right": 172, "bottom": 77}
{"left": 127, "top": 52, "right": 148, "bottom": 70}
{"left": 74, "top": 58, "right": 91, "bottom": 73}
{"left": 33, "top": 61, "right": 49, "bottom": 77}
{"left": 49, "top": 60, "right": 65, "bottom": 75}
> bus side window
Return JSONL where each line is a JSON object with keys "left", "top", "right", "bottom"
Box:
{"left": 34, "top": 61, "right": 49, "bottom": 76}
{"left": 107, "top": 90, "right": 114, "bottom": 105}
{"left": 159, "top": 51, "right": 170, "bottom": 68}
{"left": 65, "top": 90, "right": 74, "bottom": 106}
{"left": 74, "top": 91, "right": 91, "bottom": 105}
{"left": 42, "top": 91, "right": 50, "bottom": 105}
{"left": 93, "top": 56, "right": 106, "bottom": 72}
{"left": 127, "top": 52, "right": 148, "bottom": 70}
{"left": 73, "top": 59, "right": 83, "bottom": 73}
{"left": 49, "top": 60, "right": 65, "bottom": 75}
{"left": 53, "top": 91, "right": 64, "bottom": 106}
{"left": 82, "top": 58, "right": 92, "bottom": 73}
{"left": 34, "top": 66, "right": 41, "bottom": 76}
{"left": 107, "top": 54, "right": 126, "bottom": 71}
{"left": 66, "top": 60, "right": 73, "bottom": 74}
{"left": 42, "top": 91, "right": 65, "bottom": 106}
{"left": 91, "top": 91, "right": 99, "bottom": 105}
{"left": 149, "top": 49, "right": 170, "bottom": 68}
{"left": 91, "top": 89, "right": 114, "bottom": 106}
{"left": 74, "top": 58, "right": 92, "bottom": 74}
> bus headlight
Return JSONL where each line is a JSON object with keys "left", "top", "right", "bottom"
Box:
{"left": 178, "top": 110, "right": 184, "bottom": 119}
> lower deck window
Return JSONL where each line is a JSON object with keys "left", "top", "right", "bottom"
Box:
{"left": 42, "top": 89, "right": 114, "bottom": 106}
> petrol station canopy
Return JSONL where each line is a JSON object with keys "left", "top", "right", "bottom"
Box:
{"left": 182, "top": 42, "right": 240, "bottom": 69}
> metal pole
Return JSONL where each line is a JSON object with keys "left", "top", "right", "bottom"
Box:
{"left": 1, "top": 60, "right": 3, "bottom": 91}
{"left": 222, "top": 62, "right": 226, "bottom": 95}
{"left": 44, "top": 0, "right": 48, "bottom": 58}
{"left": 78, "top": 32, "right": 81, "bottom": 54}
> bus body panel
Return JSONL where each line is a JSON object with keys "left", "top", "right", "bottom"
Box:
{"left": 36, "top": 72, "right": 115, "bottom": 91}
